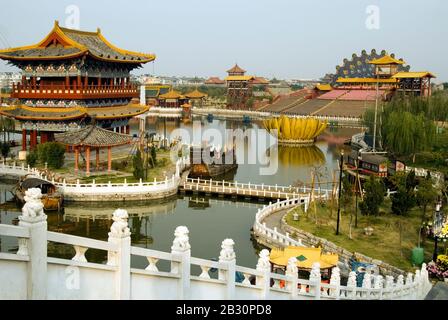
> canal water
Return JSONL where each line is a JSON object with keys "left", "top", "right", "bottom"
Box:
{"left": 0, "top": 116, "right": 359, "bottom": 268}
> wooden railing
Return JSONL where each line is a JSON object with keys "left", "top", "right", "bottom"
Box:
{"left": 11, "top": 83, "right": 138, "bottom": 99}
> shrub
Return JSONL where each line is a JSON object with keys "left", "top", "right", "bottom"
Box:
{"left": 26, "top": 151, "right": 38, "bottom": 167}
{"left": 37, "top": 142, "right": 65, "bottom": 169}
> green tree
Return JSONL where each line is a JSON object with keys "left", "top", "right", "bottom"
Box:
{"left": 133, "top": 149, "right": 144, "bottom": 180}
{"left": 150, "top": 146, "right": 157, "bottom": 167}
{"left": 0, "top": 142, "right": 10, "bottom": 158}
{"left": 390, "top": 172, "right": 416, "bottom": 216}
{"left": 359, "top": 176, "right": 385, "bottom": 217}
{"left": 416, "top": 175, "right": 438, "bottom": 223}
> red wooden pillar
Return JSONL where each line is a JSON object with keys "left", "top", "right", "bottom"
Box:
{"left": 85, "top": 146, "right": 91, "bottom": 176}
{"left": 22, "top": 129, "right": 27, "bottom": 151}
{"left": 96, "top": 147, "right": 100, "bottom": 170}
{"left": 77, "top": 75, "right": 82, "bottom": 89}
{"left": 107, "top": 146, "right": 112, "bottom": 172}
{"left": 74, "top": 146, "right": 79, "bottom": 173}
{"left": 30, "top": 130, "right": 37, "bottom": 150}
{"left": 40, "top": 132, "right": 47, "bottom": 144}
{"left": 126, "top": 125, "right": 130, "bottom": 135}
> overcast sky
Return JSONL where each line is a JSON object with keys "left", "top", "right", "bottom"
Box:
{"left": 0, "top": 0, "right": 446, "bottom": 81}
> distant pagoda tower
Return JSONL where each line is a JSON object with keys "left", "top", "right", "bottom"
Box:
{"left": 225, "top": 64, "right": 254, "bottom": 110}
{"left": 0, "top": 21, "right": 155, "bottom": 153}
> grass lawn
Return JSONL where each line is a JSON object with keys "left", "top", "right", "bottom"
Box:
{"left": 286, "top": 199, "right": 447, "bottom": 272}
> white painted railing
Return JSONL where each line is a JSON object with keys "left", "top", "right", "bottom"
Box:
{"left": 183, "top": 177, "right": 334, "bottom": 200}
{"left": 0, "top": 157, "right": 189, "bottom": 202}
{"left": 0, "top": 199, "right": 432, "bottom": 300}
{"left": 252, "top": 198, "right": 310, "bottom": 247}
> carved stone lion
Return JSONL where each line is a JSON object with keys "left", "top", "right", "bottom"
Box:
{"left": 219, "top": 239, "right": 235, "bottom": 261}
{"left": 21, "top": 188, "right": 45, "bottom": 218}
{"left": 256, "top": 249, "right": 271, "bottom": 271}
{"left": 109, "top": 209, "right": 130, "bottom": 236}
{"left": 171, "top": 226, "right": 191, "bottom": 252}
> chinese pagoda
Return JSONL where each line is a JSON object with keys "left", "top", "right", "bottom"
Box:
{"left": 225, "top": 64, "right": 254, "bottom": 109}
{"left": 0, "top": 21, "right": 155, "bottom": 153}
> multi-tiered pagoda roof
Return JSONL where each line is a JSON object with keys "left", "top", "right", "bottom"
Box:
{"left": 0, "top": 21, "right": 155, "bottom": 64}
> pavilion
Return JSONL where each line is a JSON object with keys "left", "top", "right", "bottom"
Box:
{"left": 270, "top": 246, "right": 338, "bottom": 275}
{"left": 55, "top": 125, "right": 132, "bottom": 176}
{"left": 158, "top": 89, "right": 188, "bottom": 108}
{"left": 184, "top": 88, "right": 207, "bottom": 107}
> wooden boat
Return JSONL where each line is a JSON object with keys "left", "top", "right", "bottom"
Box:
{"left": 15, "top": 177, "right": 63, "bottom": 211}
{"left": 189, "top": 145, "right": 238, "bottom": 179}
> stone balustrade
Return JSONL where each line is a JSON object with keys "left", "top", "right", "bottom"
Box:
{"left": 0, "top": 157, "right": 190, "bottom": 202}
{"left": 0, "top": 191, "right": 432, "bottom": 300}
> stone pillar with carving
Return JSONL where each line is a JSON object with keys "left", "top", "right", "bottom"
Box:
{"left": 256, "top": 249, "right": 271, "bottom": 299}
{"left": 18, "top": 188, "right": 48, "bottom": 300}
{"left": 309, "top": 262, "right": 321, "bottom": 299}
{"left": 218, "top": 239, "right": 236, "bottom": 299}
{"left": 362, "top": 273, "right": 372, "bottom": 299}
{"left": 107, "top": 209, "right": 131, "bottom": 300}
{"left": 170, "top": 226, "right": 191, "bottom": 300}
{"left": 374, "top": 275, "right": 384, "bottom": 299}
{"left": 285, "top": 257, "right": 298, "bottom": 298}
{"left": 346, "top": 271, "right": 357, "bottom": 299}
{"left": 329, "top": 266, "right": 341, "bottom": 298}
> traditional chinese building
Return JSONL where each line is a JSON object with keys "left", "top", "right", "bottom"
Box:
{"left": 0, "top": 21, "right": 155, "bottom": 153}
{"left": 225, "top": 64, "right": 254, "bottom": 109}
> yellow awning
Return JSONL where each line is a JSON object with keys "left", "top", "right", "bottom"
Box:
{"left": 270, "top": 246, "right": 338, "bottom": 270}
{"left": 392, "top": 71, "right": 436, "bottom": 79}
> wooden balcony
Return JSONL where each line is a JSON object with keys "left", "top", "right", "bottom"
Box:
{"left": 11, "top": 83, "right": 139, "bottom": 100}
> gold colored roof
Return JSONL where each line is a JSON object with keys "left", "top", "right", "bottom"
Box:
{"left": 0, "top": 103, "right": 148, "bottom": 121}
{"left": 316, "top": 84, "right": 332, "bottom": 91}
{"left": 159, "top": 90, "right": 182, "bottom": 99}
{"left": 185, "top": 89, "right": 207, "bottom": 99}
{"left": 225, "top": 76, "right": 255, "bottom": 81}
{"left": 227, "top": 64, "right": 246, "bottom": 74}
{"left": 270, "top": 246, "right": 338, "bottom": 270}
{"left": 392, "top": 71, "right": 436, "bottom": 79}
{"left": 368, "top": 55, "right": 405, "bottom": 65}
{"left": 0, "top": 21, "right": 155, "bottom": 64}
{"left": 336, "top": 77, "right": 398, "bottom": 84}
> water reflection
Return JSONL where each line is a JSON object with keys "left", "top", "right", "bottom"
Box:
{"left": 275, "top": 145, "right": 326, "bottom": 167}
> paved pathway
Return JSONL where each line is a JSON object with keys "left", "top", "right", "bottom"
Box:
{"left": 262, "top": 208, "right": 289, "bottom": 234}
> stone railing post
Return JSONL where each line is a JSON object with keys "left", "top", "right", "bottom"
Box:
{"left": 330, "top": 267, "right": 341, "bottom": 299}
{"left": 285, "top": 257, "right": 298, "bottom": 299}
{"left": 346, "top": 271, "right": 357, "bottom": 299}
{"left": 256, "top": 249, "right": 271, "bottom": 300}
{"left": 170, "top": 226, "right": 191, "bottom": 300}
{"left": 218, "top": 239, "right": 236, "bottom": 300}
{"left": 362, "top": 273, "right": 372, "bottom": 299}
{"left": 374, "top": 275, "right": 384, "bottom": 300}
{"left": 107, "top": 209, "right": 131, "bottom": 300}
{"left": 18, "top": 188, "right": 48, "bottom": 300}
{"left": 309, "top": 262, "right": 321, "bottom": 299}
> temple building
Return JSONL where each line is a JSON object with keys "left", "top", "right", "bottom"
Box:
{"left": 0, "top": 21, "right": 154, "bottom": 153}
{"left": 225, "top": 64, "right": 254, "bottom": 109}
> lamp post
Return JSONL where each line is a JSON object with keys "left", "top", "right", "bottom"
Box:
{"left": 336, "top": 149, "right": 344, "bottom": 235}
{"left": 432, "top": 200, "right": 443, "bottom": 261}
